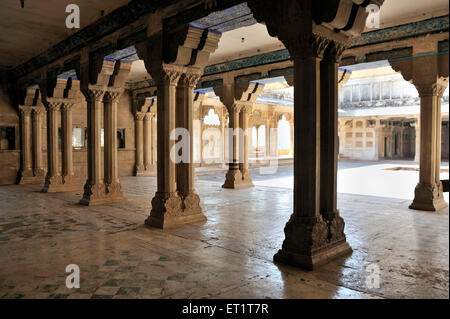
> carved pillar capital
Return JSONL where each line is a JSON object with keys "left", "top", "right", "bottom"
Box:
{"left": 45, "top": 101, "right": 62, "bottom": 111}
{"left": 19, "top": 106, "right": 32, "bottom": 116}
{"left": 31, "top": 107, "right": 46, "bottom": 116}
{"left": 61, "top": 102, "right": 75, "bottom": 111}
{"left": 104, "top": 90, "right": 123, "bottom": 103}
{"left": 240, "top": 103, "right": 253, "bottom": 115}
{"left": 135, "top": 112, "right": 146, "bottom": 121}
{"left": 160, "top": 67, "right": 183, "bottom": 86}
{"left": 415, "top": 78, "right": 449, "bottom": 98}
{"left": 179, "top": 71, "right": 202, "bottom": 89}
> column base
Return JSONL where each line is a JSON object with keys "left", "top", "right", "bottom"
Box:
{"left": 273, "top": 215, "right": 352, "bottom": 270}
{"left": 135, "top": 169, "right": 155, "bottom": 177}
{"left": 182, "top": 193, "right": 203, "bottom": 216}
{"left": 409, "top": 182, "right": 448, "bottom": 211}
{"left": 274, "top": 240, "right": 352, "bottom": 271}
{"left": 106, "top": 181, "right": 127, "bottom": 203}
{"left": 241, "top": 169, "right": 254, "bottom": 187}
{"left": 18, "top": 169, "right": 44, "bottom": 185}
{"left": 222, "top": 169, "right": 253, "bottom": 189}
{"left": 42, "top": 175, "right": 64, "bottom": 193}
{"left": 79, "top": 181, "right": 108, "bottom": 206}
{"left": 42, "top": 175, "right": 80, "bottom": 193}
{"left": 146, "top": 192, "right": 206, "bottom": 229}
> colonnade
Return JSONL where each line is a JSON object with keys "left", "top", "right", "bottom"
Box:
{"left": 77, "top": 59, "right": 132, "bottom": 205}
{"left": 38, "top": 77, "right": 80, "bottom": 193}
{"left": 18, "top": 88, "right": 45, "bottom": 184}
{"left": 135, "top": 97, "right": 156, "bottom": 176}
{"left": 14, "top": 0, "right": 449, "bottom": 272}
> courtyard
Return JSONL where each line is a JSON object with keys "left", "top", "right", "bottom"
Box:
{"left": 0, "top": 160, "right": 448, "bottom": 299}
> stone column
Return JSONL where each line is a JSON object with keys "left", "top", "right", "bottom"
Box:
{"left": 79, "top": 89, "right": 106, "bottom": 205}
{"left": 136, "top": 24, "right": 221, "bottom": 228}
{"left": 60, "top": 103, "right": 77, "bottom": 190}
{"left": 32, "top": 107, "right": 45, "bottom": 178}
{"left": 18, "top": 107, "right": 33, "bottom": 182}
{"left": 273, "top": 37, "right": 351, "bottom": 270}
{"left": 145, "top": 68, "right": 183, "bottom": 228}
{"left": 143, "top": 113, "right": 152, "bottom": 171}
{"left": 265, "top": 119, "right": 271, "bottom": 159}
{"left": 151, "top": 113, "right": 157, "bottom": 166}
{"left": 410, "top": 79, "right": 448, "bottom": 211}
{"left": 222, "top": 105, "right": 243, "bottom": 188}
{"left": 414, "top": 118, "right": 420, "bottom": 162}
{"left": 246, "top": 0, "right": 377, "bottom": 269}
{"left": 104, "top": 91, "right": 125, "bottom": 202}
{"left": 390, "top": 47, "right": 449, "bottom": 211}
{"left": 42, "top": 101, "right": 62, "bottom": 193}
{"left": 289, "top": 120, "right": 294, "bottom": 156}
{"left": 134, "top": 113, "right": 145, "bottom": 175}
{"left": 319, "top": 48, "right": 348, "bottom": 245}
{"left": 221, "top": 114, "right": 227, "bottom": 165}
{"left": 176, "top": 72, "right": 204, "bottom": 219}
{"left": 239, "top": 104, "right": 253, "bottom": 186}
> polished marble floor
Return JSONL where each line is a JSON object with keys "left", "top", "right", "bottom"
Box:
{"left": 0, "top": 162, "right": 448, "bottom": 299}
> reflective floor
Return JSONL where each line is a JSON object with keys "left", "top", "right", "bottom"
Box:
{"left": 0, "top": 162, "right": 448, "bottom": 299}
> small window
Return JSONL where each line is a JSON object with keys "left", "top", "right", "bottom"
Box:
{"left": 372, "top": 83, "right": 381, "bottom": 100}
{"left": 360, "top": 84, "right": 371, "bottom": 101}
{"left": 0, "top": 127, "right": 15, "bottom": 150}
{"left": 382, "top": 82, "right": 391, "bottom": 100}
{"left": 72, "top": 127, "right": 85, "bottom": 149}
{"left": 117, "top": 129, "right": 125, "bottom": 149}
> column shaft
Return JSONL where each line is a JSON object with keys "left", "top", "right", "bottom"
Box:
{"left": 265, "top": 120, "right": 271, "bottom": 159}
{"left": 19, "top": 108, "right": 33, "bottom": 181}
{"left": 410, "top": 83, "right": 448, "bottom": 211}
{"left": 146, "top": 70, "right": 183, "bottom": 229}
{"left": 175, "top": 73, "right": 204, "bottom": 219}
{"left": 42, "top": 103, "right": 62, "bottom": 192}
{"left": 319, "top": 59, "right": 338, "bottom": 219}
{"left": 143, "top": 114, "right": 151, "bottom": 171}
{"left": 222, "top": 106, "right": 243, "bottom": 188}
{"left": 104, "top": 92, "right": 125, "bottom": 201}
{"left": 239, "top": 107, "right": 253, "bottom": 186}
{"left": 135, "top": 114, "right": 145, "bottom": 175}
{"left": 61, "top": 104, "right": 75, "bottom": 186}
{"left": 80, "top": 90, "right": 106, "bottom": 205}
{"left": 32, "top": 109, "right": 45, "bottom": 177}
{"left": 274, "top": 54, "right": 351, "bottom": 270}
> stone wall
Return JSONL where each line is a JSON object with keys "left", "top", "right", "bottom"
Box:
{"left": 0, "top": 86, "right": 20, "bottom": 185}
{"left": 0, "top": 89, "right": 135, "bottom": 185}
